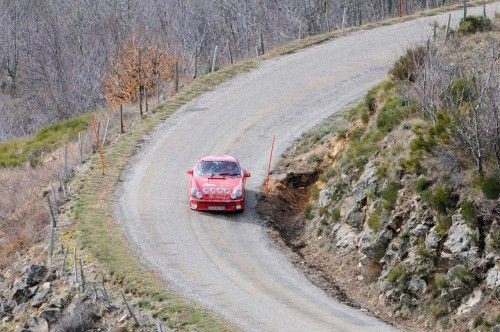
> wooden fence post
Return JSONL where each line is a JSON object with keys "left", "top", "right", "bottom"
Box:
{"left": 46, "top": 195, "right": 57, "bottom": 262}
{"left": 175, "top": 61, "right": 179, "bottom": 93}
{"left": 445, "top": 13, "right": 451, "bottom": 41}
{"left": 463, "top": 0, "right": 467, "bottom": 20}
{"left": 193, "top": 51, "right": 198, "bottom": 79}
{"left": 62, "top": 247, "right": 68, "bottom": 272}
{"left": 259, "top": 30, "right": 265, "bottom": 55}
{"left": 79, "top": 259, "right": 85, "bottom": 292}
{"left": 120, "top": 105, "right": 125, "bottom": 134}
{"left": 91, "top": 116, "right": 105, "bottom": 175}
{"left": 121, "top": 292, "right": 140, "bottom": 326}
{"left": 63, "top": 144, "right": 68, "bottom": 179}
{"left": 78, "top": 132, "right": 83, "bottom": 164}
{"left": 73, "top": 247, "right": 78, "bottom": 285}
{"left": 227, "top": 39, "right": 233, "bottom": 65}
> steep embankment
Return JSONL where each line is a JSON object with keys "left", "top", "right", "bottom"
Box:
{"left": 258, "top": 26, "right": 500, "bottom": 331}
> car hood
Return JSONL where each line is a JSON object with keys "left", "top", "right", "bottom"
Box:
{"left": 193, "top": 176, "right": 243, "bottom": 190}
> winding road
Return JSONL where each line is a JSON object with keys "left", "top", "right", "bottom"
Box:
{"left": 116, "top": 4, "right": 498, "bottom": 331}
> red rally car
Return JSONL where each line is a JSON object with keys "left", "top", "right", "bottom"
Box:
{"left": 186, "top": 155, "right": 250, "bottom": 212}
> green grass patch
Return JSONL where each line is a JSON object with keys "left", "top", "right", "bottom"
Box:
{"left": 304, "top": 204, "right": 315, "bottom": 220}
{"left": 376, "top": 96, "right": 406, "bottom": 133}
{"left": 435, "top": 215, "right": 452, "bottom": 236}
{"left": 415, "top": 175, "right": 431, "bottom": 193}
{"left": 448, "top": 265, "right": 476, "bottom": 287}
{"left": 331, "top": 208, "right": 341, "bottom": 222}
{"left": 489, "top": 229, "right": 500, "bottom": 251}
{"left": 0, "top": 113, "right": 92, "bottom": 167}
{"left": 480, "top": 176, "right": 500, "bottom": 200}
{"left": 421, "top": 184, "right": 454, "bottom": 214}
{"left": 430, "top": 302, "right": 448, "bottom": 319}
{"left": 310, "top": 184, "right": 320, "bottom": 200}
{"left": 458, "top": 15, "right": 492, "bottom": 34}
{"left": 460, "top": 201, "right": 477, "bottom": 228}
{"left": 430, "top": 273, "right": 447, "bottom": 292}
{"left": 367, "top": 207, "right": 383, "bottom": 231}
{"left": 387, "top": 264, "right": 406, "bottom": 283}
{"left": 381, "top": 181, "right": 401, "bottom": 209}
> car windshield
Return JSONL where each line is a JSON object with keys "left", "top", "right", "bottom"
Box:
{"left": 195, "top": 160, "right": 241, "bottom": 177}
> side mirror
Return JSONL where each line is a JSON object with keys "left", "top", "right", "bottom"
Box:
{"left": 186, "top": 169, "right": 193, "bottom": 175}
{"left": 244, "top": 171, "right": 251, "bottom": 178}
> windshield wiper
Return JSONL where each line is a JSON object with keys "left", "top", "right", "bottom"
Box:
{"left": 218, "top": 173, "right": 239, "bottom": 176}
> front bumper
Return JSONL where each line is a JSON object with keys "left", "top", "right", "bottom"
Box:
{"left": 189, "top": 198, "right": 245, "bottom": 212}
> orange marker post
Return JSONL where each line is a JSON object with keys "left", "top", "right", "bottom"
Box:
{"left": 265, "top": 135, "right": 276, "bottom": 190}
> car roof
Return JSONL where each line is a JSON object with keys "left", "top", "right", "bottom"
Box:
{"left": 199, "top": 154, "right": 239, "bottom": 163}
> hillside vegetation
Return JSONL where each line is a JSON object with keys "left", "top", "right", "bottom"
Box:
{"left": 0, "top": 0, "right": 476, "bottom": 139}
{"left": 259, "top": 17, "right": 499, "bottom": 330}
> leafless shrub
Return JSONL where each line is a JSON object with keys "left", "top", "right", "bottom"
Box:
{"left": 52, "top": 303, "right": 98, "bottom": 332}
{"left": 403, "top": 34, "right": 500, "bottom": 174}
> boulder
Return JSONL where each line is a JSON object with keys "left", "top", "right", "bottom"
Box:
{"left": 23, "top": 317, "right": 49, "bottom": 332}
{"left": 358, "top": 255, "right": 382, "bottom": 279}
{"left": 408, "top": 276, "right": 427, "bottom": 296}
{"left": 425, "top": 227, "right": 441, "bottom": 250}
{"left": 341, "top": 197, "right": 357, "bottom": 218}
{"left": 381, "top": 248, "right": 399, "bottom": 266}
{"left": 12, "top": 285, "right": 38, "bottom": 304}
{"left": 31, "top": 283, "right": 52, "bottom": 308}
{"left": 346, "top": 212, "right": 364, "bottom": 229}
{"left": 442, "top": 214, "right": 479, "bottom": 261}
{"left": 411, "top": 224, "right": 429, "bottom": 238}
{"left": 486, "top": 266, "right": 499, "bottom": 289}
{"left": 48, "top": 297, "right": 67, "bottom": 309}
{"left": 331, "top": 224, "right": 357, "bottom": 250}
{"left": 359, "top": 228, "right": 393, "bottom": 261}
{"left": 318, "top": 186, "right": 333, "bottom": 208}
{"left": 23, "top": 265, "right": 47, "bottom": 287}
{"left": 39, "top": 307, "right": 61, "bottom": 324}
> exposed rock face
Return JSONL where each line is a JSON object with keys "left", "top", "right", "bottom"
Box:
{"left": 456, "top": 289, "right": 483, "bottom": 317}
{"left": 23, "top": 265, "right": 47, "bottom": 287}
{"left": 31, "top": 283, "right": 52, "bottom": 308}
{"left": 340, "top": 163, "right": 378, "bottom": 229}
{"left": 359, "top": 228, "right": 393, "bottom": 261}
{"left": 408, "top": 276, "right": 426, "bottom": 297}
{"left": 443, "top": 214, "right": 479, "bottom": 261}
{"left": 486, "top": 266, "right": 500, "bottom": 289}
{"left": 331, "top": 224, "right": 357, "bottom": 250}
{"left": 425, "top": 227, "right": 441, "bottom": 250}
{"left": 351, "top": 163, "right": 377, "bottom": 204}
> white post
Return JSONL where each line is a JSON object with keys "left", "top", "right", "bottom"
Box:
{"left": 341, "top": 7, "right": 347, "bottom": 30}
{"left": 211, "top": 45, "right": 218, "bottom": 73}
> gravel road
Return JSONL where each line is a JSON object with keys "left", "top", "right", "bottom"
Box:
{"left": 116, "top": 4, "right": 498, "bottom": 331}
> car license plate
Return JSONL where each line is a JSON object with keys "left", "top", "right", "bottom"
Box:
{"left": 208, "top": 206, "right": 225, "bottom": 211}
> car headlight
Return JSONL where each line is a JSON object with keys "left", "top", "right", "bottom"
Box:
{"left": 191, "top": 188, "right": 203, "bottom": 199}
{"left": 231, "top": 189, "right": 242, "bottom": 199}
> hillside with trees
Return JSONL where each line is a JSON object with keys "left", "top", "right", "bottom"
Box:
{"left": 0, "top": 0, "right": 466, "bottom": 139}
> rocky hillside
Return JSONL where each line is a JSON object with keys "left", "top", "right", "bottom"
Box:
{"left": 258, "top": 19, "right": 499, "bottom": 331}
